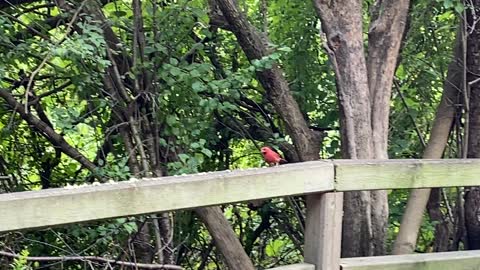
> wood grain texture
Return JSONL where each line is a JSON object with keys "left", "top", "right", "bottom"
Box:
{"left": 266, "top": 263, "right": 315, "bottom": 270}
{"left": 304, "top": 193, "right": 343, "bottom": 270}
{"left": 340, "top": 250, "right": 480, "bottom": 270}
{"left": 0, "top": 161, "right": 333, "bottom": 232}
{"left": 335, "top": 159, "right": 480, "bottom": 191}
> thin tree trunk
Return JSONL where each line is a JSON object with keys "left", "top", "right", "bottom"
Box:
{"left": 367, "top": 0, "right": 410, "bottom": 254}
{"left": 131, "top": 221, "right": 154, "bottom": 263}
{"left": 195, "top": 207, "right": 255, "bottom": 270}
{"left": 427, "top": 188, "right": 452, "bottom": 251}
{"left": 393, "top": 29, "right": 463, "bottom": 254}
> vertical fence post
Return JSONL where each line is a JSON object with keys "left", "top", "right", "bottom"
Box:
{"left": 304, "top": 192, "right": 343, "bottom": 270}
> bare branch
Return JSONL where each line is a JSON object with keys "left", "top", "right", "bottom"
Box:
{"left": 0, "top": 0, "right": 46, "bottom": 9}
{"left": 0, "top": 250, "right": 183, "bottom": 270}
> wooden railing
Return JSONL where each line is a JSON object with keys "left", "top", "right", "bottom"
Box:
{"left": 2, "top": 159, "right": 480, "bottom": 269}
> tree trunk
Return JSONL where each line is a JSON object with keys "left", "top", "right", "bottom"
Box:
{"left": 392, "top": 29, "right": 463, "bottom": 254}
{"left": 314, "top": 1, "right": 375, "bottom": 257}
{"left": 465, "top": 188, "right": 480, "bottom": 249}
{"left": 427, "top": 189, "right": 452, "bottom": 251}
{"left": 131, "top": 221, "right": 155, "bottom": 263}
{"left": 313, "top": 0, "right": 410, "bottom": 256}
{"left": 464, "top": 0, "right": 480, "bottom": 250}
{"left": 367, "top": 0, "right": 410, "bottom": 254}
{"left": 466, "top": 188, "right": 480, "bottom": 249}
{"left": 195, "top": 207, "right": 255, "bottom": 270}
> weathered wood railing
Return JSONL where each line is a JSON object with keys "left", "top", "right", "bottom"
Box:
{"left": 2, "top": 159, "right": 480, "bottom": 269}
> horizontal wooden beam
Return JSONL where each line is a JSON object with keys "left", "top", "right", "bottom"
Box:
{"left": 3, "top": 159, "right": 480, "bottom": 232}
{"left": 340, "top": 250, "right": 480, "bottom": 270}
{"left": 267, "top": 263, "right": 315, "bottom": 270}
{"left": 0, "top": 161, "right": 333, "bottom": 232}
{"left": 334, "top": 159, "right": 480, "bottom": 191}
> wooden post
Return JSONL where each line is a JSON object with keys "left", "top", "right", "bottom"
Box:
{"left": 304, "top": 192, "right": 343, "bottom": 270}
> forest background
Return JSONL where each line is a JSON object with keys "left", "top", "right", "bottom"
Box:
{"left": 0, "top": 0, "right": 479, "bottom": 269}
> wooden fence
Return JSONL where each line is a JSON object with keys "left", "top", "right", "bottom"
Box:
{"left": 2, "top": 159, "right": 480, "bottom": 269}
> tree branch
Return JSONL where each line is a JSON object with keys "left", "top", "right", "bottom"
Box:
{"left": 0, "top": 0, "right": 46, "bottom": 9}
{"left": 0, "top": 250, "right": 183, "bottom": 270}
{"left": 212, "top": 0, "right": 322, "bottom": 161}
{"left": 367, "top": 0, "right": 410, "bottom": 159}
{"left": 0, "top": 88, "right": 98, "bottom": 174}
{"left": 13, "top": 15, "right": 64, "bottom": 45}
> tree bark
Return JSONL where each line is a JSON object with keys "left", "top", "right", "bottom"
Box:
{"left": 464, "top": 0, "right": 480, "bottom": 250}
{"left": 368, "top": 0, "right": 410, "bottom": 160}
{"left": 131, "top": 221, "right": 155, "bottom": 263}
{"left": 427, "top": 189, "right": 452, "bottom": 251}
{"left": 367, "top": 0, "right": 410, "bottom": 254}
{"left": 465, "top": 188, "right": 480, "bottom": 249}
{"left": 393, "top": 29, "right": 463, "bottom": 254}
{"left": 313, "top": 0, "right": 410, "bottom": 256}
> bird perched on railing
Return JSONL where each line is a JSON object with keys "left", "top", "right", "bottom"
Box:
{"left": 260, "top": 146, "right": 287, "bottom": 166}
{"left": 248, "top": 146, "right": 288, "bottom": 210}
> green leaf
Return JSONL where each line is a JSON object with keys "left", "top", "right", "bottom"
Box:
{"left": 169, "top": 66, "right": 182, "bottom": 76}
{"left": 265, "top": 239, "right": 285, "bottom": 257}
{"left": 443, "top": 0, "right": 453, "bottom": 8}
{"left": 123, "top": 222, "right": 138, "bottom": 234}
{"left": 178, "top": 153, "right": 189, "bottom": 163}
{"left": 191, "top": 142, "right": 200, "bottom": 148}
{"left": 396, "top": 64, "right": 405, "bottom": 78}
{"left": 113, "top": 10, "right": 127, "bottom": 17}
{"left": 201, "top": 148, "right": 212, "bottom": 157}
{"left": 190, "top": 69, "right": 201, "bottom": 78}
{"left": 166, "top": 115, "right": 177, "bottom": 126}
{"left": 192, "top": 80, "right": 205, "bottom": 92}
{"left": 454, "top": 3, "right": 464, "bottom": 13}
{"left": 169, "top": 58, "right": 179, "bottom": 66}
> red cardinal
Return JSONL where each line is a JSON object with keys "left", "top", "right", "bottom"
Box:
{"left": 261, "top": 146, "right": 287, "bottom": 166}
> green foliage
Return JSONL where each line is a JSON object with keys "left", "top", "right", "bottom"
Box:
{"left": 436, "top": 0, "right": 465, "bottom": 13}
{"left": 390, "top": 0, "right": 457, "bottom": 158}
{"left": 0, "top": 0, "right": 466, "bottom": 268}
{"left": 10, "top": 249, "right": 32, "bottom": 270}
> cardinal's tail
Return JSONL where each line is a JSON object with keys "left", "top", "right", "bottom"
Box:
{"left": 279, "top": 159, "right": 288, "bottom": 165}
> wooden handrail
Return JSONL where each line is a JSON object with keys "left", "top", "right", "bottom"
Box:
{"left": 340, "top": 250, "right": 480, "bottom": 270}
{"left": 2, "top": 159, "right": 480, "bottom": 232}
{"left": 0, "top": 161, "right": 333, "bottom": 232}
